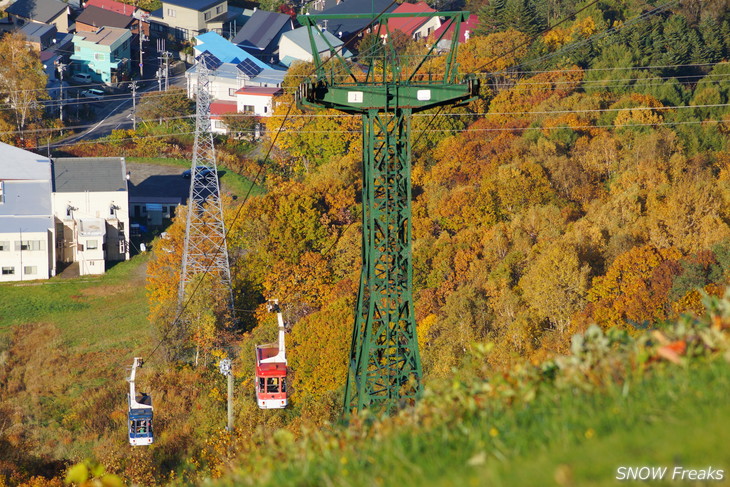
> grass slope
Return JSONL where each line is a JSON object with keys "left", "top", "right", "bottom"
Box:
{"left": 0, "top": 254, "right": 151, "bottom": 351}
{"left": 243, "top": 360, "right": 730, "bottom": 487}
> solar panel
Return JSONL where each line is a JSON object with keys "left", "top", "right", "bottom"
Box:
{"left": 236, "top": 58, "right": 263, "bottom": 78}
{"left": 196, "top": 51, "right": 223, "bottom": 71}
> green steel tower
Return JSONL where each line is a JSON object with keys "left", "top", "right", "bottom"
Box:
{"left": 297, "top": 11, "right": 478, "bottom": 415}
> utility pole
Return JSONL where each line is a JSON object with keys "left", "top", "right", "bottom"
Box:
{"left": 164, "top": 50, "right": 170, "bottom": 91}
{"left": 138, "top": 19, "right": 144, "bottom": 78}
{"left": 55, "top": 61, "right": 66, "bottom": 122}
{"left": 297, "top": 12, "right": 478, "bottom": 416}
{"left": 131, "top": 80, "right": 137, "bottom": 130}
{"left": 219, "top": 358, "right": 234, "bottom": 431}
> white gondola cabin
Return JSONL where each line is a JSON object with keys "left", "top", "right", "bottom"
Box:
{"left": 127, "top": 357, "right": 154, "bottom": 446}
{"left": 255, "top": 300, "right": 288, "bottom": 409}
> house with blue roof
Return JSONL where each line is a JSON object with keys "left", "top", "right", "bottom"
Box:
{"left": 185, "top": 32, "right": 285, "bottom": 103}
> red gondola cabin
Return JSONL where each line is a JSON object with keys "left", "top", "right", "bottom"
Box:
{"left": 255, "top": 300, "right": 288, "bottom": 409}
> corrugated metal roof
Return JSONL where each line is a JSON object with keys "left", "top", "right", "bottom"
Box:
{"left": 231, "top": 10, "right": 290, "bottom": 50}
{"left": 388, "top": 2, "right": 436, "bottom": 37}
{"left": 5, "top": 0, "right": 68, "bottom": 23}
{"left": 52, "top": 157, "right": 127, "bottom": 193}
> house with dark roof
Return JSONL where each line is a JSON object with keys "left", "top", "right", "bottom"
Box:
{"left": 0, "top": 142, "right": 55, "bottom": 281}
{"left": 51, "top": 157, "right": 130, "bottom": 275}
{"left": 316, "top": 0, "right": 396, "bottom": 44}
{"left": 4, "top": 0, "right": 71, "bottom": 33}
{"left": 19, "top": 22, "right": 58, "bottom": 51}
{"left": 231, "top": 9, "right": 293, "bottom": 63}
{"left": 147, "top": 0, "right": 243, "bottom": 41}
{"left": 76, "top": 5, "right": 137, "bottom": 32}
{"left": 278, "top": 26, "right": 352, "bottom": 67}
{"left": 387, "top": 2, "right": 440, "bottom": 40}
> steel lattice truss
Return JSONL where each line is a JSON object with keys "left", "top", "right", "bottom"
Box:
{"left": 347, "top": 109, "right": 421, "bottom": 413}
{"left": 179, "top": 52, "right": 234, "bottom": 309}
{"left": 297, "top": 11, "right": 478, "bottom": 414}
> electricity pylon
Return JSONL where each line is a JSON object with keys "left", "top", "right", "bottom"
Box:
{"left": 297, "top": 12, "right": 478, "bottom": 415}
{"left": 179, "top": 51, "right": 234, "bottom": 313}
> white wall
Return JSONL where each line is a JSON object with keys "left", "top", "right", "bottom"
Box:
{"left": 236, "top": 93, "right": 274, "bottom": 117}
{"left": 52, "top": 190, "right": 130, "bottom": 274}
{"left": 0, "top": 231, "right": 53, "bottom": 282}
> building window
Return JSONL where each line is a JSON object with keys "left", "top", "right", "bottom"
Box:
{"left": 214, "top": 120, "right": 226, "bottom": 129}
{"left": 204, "top": 10, "right": 212, "bottom": 20}
{"left": 1, "top": 267, "right": 14, "bottom": 275}
{"left": 264, "top": 106, "right": 268, "bottom": 113}
{"left": 23, "top": 266, "right": 37, "bottom": 275}
{"left": 74, "top": 45, "right": 80, "bottom": 53}
{"left": 15, "top": 240, "right": 45, "bottom": 251}
{"left": 216, "top": 5, "right": 223, "bottom": 13}
{"left": 243, "top": 105, "right": 255, "bottom": 113}
{"left": 0, "top": 181, "right": 4, "bottom": 203}
{"left": 0, "top": 241, "right": 8, "bottom": 251}
{"left": 166, "top": 8, "right": 176, "bottom": 17}
{"left": 94, "top": 53, "right": 105, "bottom": 61}
{"left": 87, "top": 240, "right": 98, "bottom": 250}
{"left": 229, "top": 88, "right": 236, "bottom": 96}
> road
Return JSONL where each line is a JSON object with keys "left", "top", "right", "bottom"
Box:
{"left": 53, "top": 74, "right": 187, "bottom": 149}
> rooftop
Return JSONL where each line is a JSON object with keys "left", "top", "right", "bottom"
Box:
{"left": 281, "top": 25, "right": 345, "bottom": 51}
{"left": 431, "top": 14, "right": 479, "bottom": 44}
{"left": 5, "top": 0, "right": 68, "bottom": 23}
{"left": 388, "top": 2, "right": 437, "bottom": 37}
{"left": 0, "top": 142, "right": 52, "bottom": 180}
{"left": 76, "top": 5, "right": 135, "bottom": 29}
{"left": 231, "top": 9, "right": 291, "bottom": 51}
{"left": 0, "top": 216, "right": 54, "bottom": 234}
{"left": 52, "top": 157, "right": 127, "bottom": 193}
{"left": 210, "top": 100, "right": 238, "bottom": 119}
{"left": 73, "top": 26, "right": 131, "bottom": 46}
{"left": 163, "top": 0, "right": 222, "bottom": 12}
{"left": 195, "top": 31, "right": 269, "bottom": 68}
{"left": 84, "top": 0, "right": 137, "bottom": 16}
{"left": 235, "top": 86, "right": 283, "bottom": 96}
{"left": 317, "top": 0, "right": 396, "bottom": 37}
{"left": 19, "top": 22, "right": 57, "bottom": 41}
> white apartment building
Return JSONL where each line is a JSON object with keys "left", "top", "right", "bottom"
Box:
{"left": 0, "top": 143, "right": 55, "bottom": 282}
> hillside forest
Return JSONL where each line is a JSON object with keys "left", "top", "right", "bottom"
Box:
{"left": 2, "top": 0, "right": 730, "bottom": 484}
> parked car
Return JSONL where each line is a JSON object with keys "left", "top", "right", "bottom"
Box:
{"left": 81, "top": 88, "right": 105, "bottom": 100}
{"left": 182, "top": 166, "right": 213, "bottom": 179}
{"left": 71, "top": 72, "right": 93, "bottom": 84}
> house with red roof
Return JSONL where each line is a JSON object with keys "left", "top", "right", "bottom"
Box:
{"left": 84, "top": 0, "right": 138, "bottom": 16}
{"left": 430, "top": 13, "right": 479, "bottom": 49}
{"left": 387, "top": 2, "right": 440, "bottom": 40}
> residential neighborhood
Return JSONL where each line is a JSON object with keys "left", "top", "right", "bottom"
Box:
{"left": 0, "top": 0, "right": 481, "bottom": 279}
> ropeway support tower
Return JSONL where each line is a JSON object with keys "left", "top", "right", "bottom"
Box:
{"left": 179, "top": 51, "right": 234, "bottom": 313}
{"left": 296, "top": 12, "right": 478, "bottom": 415}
